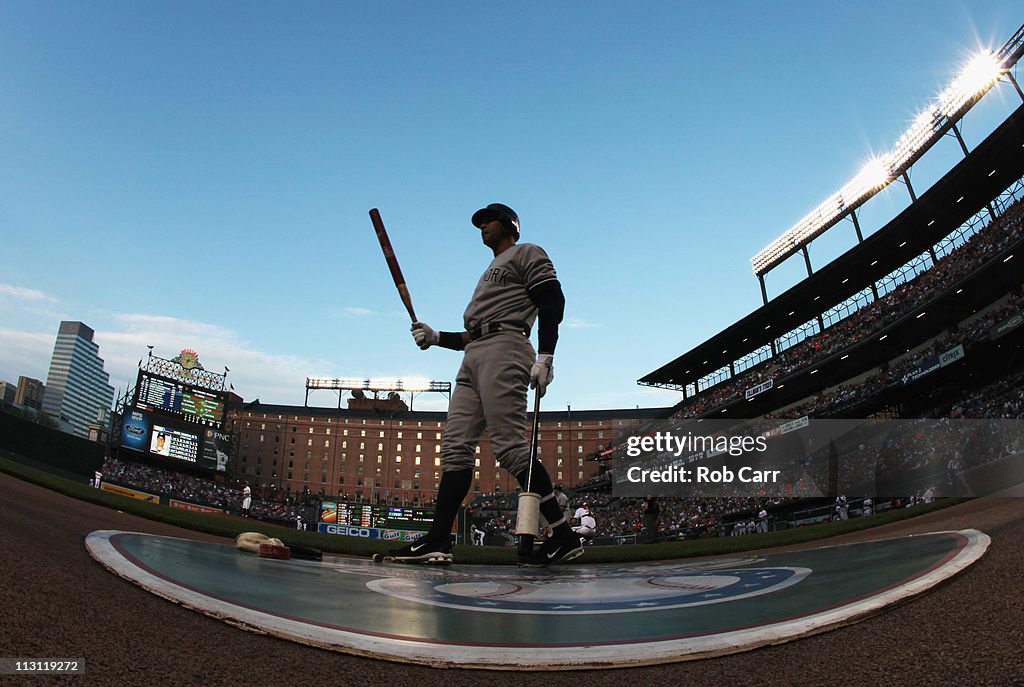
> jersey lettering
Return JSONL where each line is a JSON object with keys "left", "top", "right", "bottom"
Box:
{"left": 483, "top": 267, "right": 511, "bottom": 286}
{"left": 463, "top": 243, "right": 556, "bottom": 330}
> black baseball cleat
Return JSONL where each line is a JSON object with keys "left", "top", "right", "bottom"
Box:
{"left": 384, "top": 536, "right": 453, "bottom": 564}
{"left": 519, "top": 534, "right": 585, "bottom": 567}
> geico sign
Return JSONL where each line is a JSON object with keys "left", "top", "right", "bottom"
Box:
{"left": 323, "top": 524, "right": 376, "bottom": 539}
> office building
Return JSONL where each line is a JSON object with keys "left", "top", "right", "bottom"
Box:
{"left": 0, "top": 380, "right": 15, "bottom": 404}
{"left": 41, "top": 321, "right": 115, "bottom": 439}
{"left": 15, "top": 376, "right": 45, "bottom": 410}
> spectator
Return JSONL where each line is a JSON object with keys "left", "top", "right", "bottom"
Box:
{"left": 642, "top": 497, "right": 660, "bottom": 543}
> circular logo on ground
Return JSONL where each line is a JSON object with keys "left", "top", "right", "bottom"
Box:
{"left": 366, "top": 560, "right": 811, "bottom": 614}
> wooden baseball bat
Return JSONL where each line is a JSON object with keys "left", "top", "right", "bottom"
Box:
{"left": 369, "top": 208, "right": 417, "bottom": 322}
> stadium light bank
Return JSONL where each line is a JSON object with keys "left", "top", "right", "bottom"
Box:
{"left": 304, "top": 376, "right": 452, "bottom": 409}
{"left": 751, "top": 29, "right": 1023, "bottom": 281}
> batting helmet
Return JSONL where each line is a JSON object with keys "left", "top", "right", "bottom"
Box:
{"left": 471, "top": 203, "right": 520, "bottom": 241}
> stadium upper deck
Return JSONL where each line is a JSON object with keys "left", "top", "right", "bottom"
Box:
{"left": 641, "top": 26, "right": 1024, "bottom": 406}
{"left": 640, "top": 104, "right": 1024, "bottom": 406}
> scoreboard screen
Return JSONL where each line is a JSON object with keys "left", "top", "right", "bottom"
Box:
{"left": 134, "top": 371, "right": 226, "bottom": 429}
{"left": 338, "top": 502, "right": 378, "bottom": 528}
{"left": 319, "top": 501, "right": 382, "bottom": 526}
{"left": 318, "top": 501, "right": 433, "bottom": 531}
{"left": 182, "top": 389, "right": 225, "bottom": 426}
{"left": 150, "top": 423, "right": 200, "bottom": 464}
{"left": 383, "top": 506, "right": 433, "bottom": 530}
{"left": 136, "top": 375, "right": 182, "bottom": 413}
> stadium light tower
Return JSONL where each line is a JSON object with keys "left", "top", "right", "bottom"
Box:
{"left": 304, "top": 376, "right": 451, "bottom": 409}
{"left": 750, "top": 25, "right": 1024, "bottom": 303}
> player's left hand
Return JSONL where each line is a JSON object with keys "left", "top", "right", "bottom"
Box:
{"left": 530, "top": 353, "right": 554, "bottom": 397}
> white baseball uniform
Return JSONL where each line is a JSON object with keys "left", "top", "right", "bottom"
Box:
{"left": 441, "top": 243, "right": 558, "bottom": 477}
{"left": 573, "top": 512, "right": 596, "bottom": 538}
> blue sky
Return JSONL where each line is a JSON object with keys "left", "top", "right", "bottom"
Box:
{"left": 2, "top": 2, "right": 1021, "bottom": 412}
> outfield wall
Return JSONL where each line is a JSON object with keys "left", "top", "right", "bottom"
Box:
{"left": 0, "top": 410, "right": 104, "bottom": 482}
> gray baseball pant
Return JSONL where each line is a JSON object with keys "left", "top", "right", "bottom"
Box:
{"left": 441, "top": 331, "right": 535, "bottom": 476}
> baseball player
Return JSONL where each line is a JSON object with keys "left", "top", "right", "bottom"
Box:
{"left": 835, "top": 494, "right": 849, "bottom": 520}
{"left": 756, "top": 507, "right": 769, "bottom": 533}
{"left": 573, "top": 502, "right": 590, "bottom": 521}
{"left": 642, "top": 496, "right": 660, "bottom": 543}
{"left": 554, "top": 484, "right": 570, "bottom": 523}
{"left": 241, "top": 482, "right": 252, "bottom": 518}
{"left": 384, "top": 203, "right": 583, "bottom": 566}
{"left": 539, "top": 484, "right": 571, "bottom": 538}
{"left": 572, "top": 504, "right": 597, "bottom": 540}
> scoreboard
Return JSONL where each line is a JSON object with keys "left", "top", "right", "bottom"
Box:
{"left": 150, "top": 423, "right": 200, "bottom": 463}
{"left": 135, "top": 373, "right": 226, "bottom": 428}
{"left": 118, "top": 367, "right": 232, "bottom": 473}
{"left": 384, "top": 505, "right": 434, "bottom": 530}
{"left": 319, "top": 500, "right": 433, "bottom": 532}
{"left": 339, "top": 502, "right": 376, "bottom": 528}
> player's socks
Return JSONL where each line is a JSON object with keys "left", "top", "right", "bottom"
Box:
{"left": 425, "top": 468, "right": 473, "bottom": 541}
{"left": 515, "top": 458, "right": 553, "bottom": 495}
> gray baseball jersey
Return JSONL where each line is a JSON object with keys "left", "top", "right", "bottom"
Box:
{"left": 462, "top": 243, "right": 558, "bottom": 331}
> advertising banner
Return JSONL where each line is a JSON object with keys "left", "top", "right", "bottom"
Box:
{"left": 100, "top": 482, "right": 160, "bottom": 503}
{"left": 169, "top": 499, "right": 225, "bottom": 514}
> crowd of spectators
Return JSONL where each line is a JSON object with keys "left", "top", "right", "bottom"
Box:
{"left": 873, "top": 370, "right": 1024, "bottom": 481}
{"left": 102, "top": 455, "right": 234, "bottom": 508}
{"left": 563, "top": 331, "right": 1024, "bottom": 543}
{"left": 468, "top": 487, "right": 795, "bottom": 541}
{"left": 100, "top": 455, "right": 302, "bottom": 524}
{"left": 937, "top": 366, "right": 1024, "bottom": 419}
{"left": 671, "top": 196, "right": 1024, "bottom": 419}
{"left": 101, "top": 315, "right": 1024, "bottom": 542}
{"left": 586, "top": 495, "right": 789, "bottom": 539}
{"left": 765, "top": 290, "right": 1024, "bottom": 420}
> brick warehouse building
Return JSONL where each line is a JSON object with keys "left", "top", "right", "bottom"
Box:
{"left": 226, "top": 401, "right": 668, "bottom": 506}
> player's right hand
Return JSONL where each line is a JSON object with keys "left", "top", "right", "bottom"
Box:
{"left": 530, "top": 353, "right": 554, "bottom": 397}
{"left": 411, "top": 321, "right": 439, "bottom": 350}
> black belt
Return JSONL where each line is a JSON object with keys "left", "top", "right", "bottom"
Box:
{"left": 468, "top": 320, "right": 530, "bottom": 341}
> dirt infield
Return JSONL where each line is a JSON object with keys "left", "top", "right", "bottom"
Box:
{"left": 1, "top": 473, "right": 1021, "bottom": 686}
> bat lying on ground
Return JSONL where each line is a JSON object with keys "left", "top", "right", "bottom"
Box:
{"left": 235, "top": 532, "right": 323, "bottom": 561}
